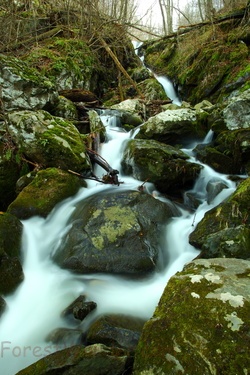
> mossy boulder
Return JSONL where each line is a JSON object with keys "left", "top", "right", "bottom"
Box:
{"left": 121, "top": 139, "right": 202, "bottom": 195}
{"left": 0, "top": 212, "right": 24, "bottom": 295}
{"left": 6, "top": 110, "right": 90, "bottom": 172}
{"left": 138, "top": 78, "right": 168, "bottom": 101}
{"left": 52, "top": 190, "right": 179, "bottom": 275}
{"left": 87, "top": 314, "right": 145, "bottom": 351}
{"left": 51, "top": 95, "right": 79, "bottom": 120}
{"left": 194, "top": 144, "right": 234, "bottom": 174}
{"left": 17, "top": 343, "right": 132, "bottom": 375}
{"left": 0, "top": 54, "right": 58, "bottom": 112}
{"left": 133, "top": 258, "right": 250, "bottom": 375}
{"left": 7, "top": 168, "right": 84, "bottom": 219}
{"left": 135, "top": 108, "right": 206, "bottom": 146}
{"left": 215, "top": 128, "right": 250, "bottom": 175}
{"left": 189, "top": 177, "right": 250, "bottom": 257}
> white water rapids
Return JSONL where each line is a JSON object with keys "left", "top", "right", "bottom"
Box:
{"left": 0, "top": 109, "right": 236, "bottom": 374}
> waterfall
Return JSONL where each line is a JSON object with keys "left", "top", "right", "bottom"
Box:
{"left": 0, "top": 112, "right": 236, "bottom": 375}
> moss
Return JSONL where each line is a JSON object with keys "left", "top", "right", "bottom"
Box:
{"left": 0, "top": 54, "right": 54, "bottom": 89}
{"left": 134, "top": 260, "right": 250, "bottom": 374}
{"left": 7, "top": 168, "right": 84, "bottom": 219}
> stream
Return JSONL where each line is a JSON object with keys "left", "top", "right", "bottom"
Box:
{"left": 0, "top": 85, "right": 236, "bottom": 374}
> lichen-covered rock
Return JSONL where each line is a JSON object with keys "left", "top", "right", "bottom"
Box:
{"left": 189, "top": 177, "right": 250, "bottom": 257}
{"left": 0, "top": 213, "right": 24, "bottom": 294}
{"left": 199, "top": 225, "right": 250, "bottom": 259}
{"left": 6, "top": 110, "right": 90, "bottom": 172}
{"left": 17, "top": 343, "right": 132, "bottom": 375}
{"left": 133, "top": 258, "right": 250, "bottom": 375}
{"left": 87, "top": 314, "right": 145, "bottom": 351}
{"left": 53, "top": 190, "right": 179, "bottom": 275}
{"left": 0, "top": 54, "right": 58, "bottom": 112}
{"left": 138, "top": 78, "right": 168, "bottom": 101}
{"left": 7, "top": 168, "right": 84, "bottom": 219}
{"left": 223, "top": 89, "right": 250, "bottom": 130}
{"left": 135, "top": 108, "right": 206, "bottom": 146}
{"left": 111, "top": 99, "right": 145, "bottom": 125}
{"left": 121, "top": 139, "right": 202, "bottom": 195}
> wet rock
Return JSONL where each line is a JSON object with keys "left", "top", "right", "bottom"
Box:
{"left": 0, "top": 213, "right": 24, "bottom": 295}
{"left": 46, "top": 327, "right": 84, "bottom": 346}
{"left": 53, "top": 190, "right": 179, "bottom": 275}
{"left": 206, "top": 178, "right": 228, "bottom": 204}
{"left": 198, "top": 225, "right": 250, "bottom": 259}
{"left": 0, "top": 296, "right": 6, "bottom": 317}
{"left": 16, "top": 343, "right": 132, "bottom": 375}
{"left": 135, "top": 108, "right": 206, "bottom": 146}
{"left": 194, "top": 143, "right": 234, "bottom": 174}
{"left": 7, "top": 168, "right": 84, "bottom": 219}
{"left": 121, "top": 139, "right": 202, "bottom": 195}
{"left": 215, "top": 128, "right": 250, "bottom": 175}
{"left": 133, "top": 258, "right": 250, "bottom": 375}
{"left": 87, "top": 314, "right": 145, "bottom": 351}
{"left": 189, "top": 177, "right": 250, "bottom": 257}
{"left": 62, "top": 295, "right": 97, "bottom": 321}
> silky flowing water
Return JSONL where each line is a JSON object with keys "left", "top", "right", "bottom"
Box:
{"left": 0, "top": 108, "right": 236, "bottom": 374}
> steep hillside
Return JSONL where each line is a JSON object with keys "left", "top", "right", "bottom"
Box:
{"left": 140, "top": 5, "right": 250, "bottom": 104}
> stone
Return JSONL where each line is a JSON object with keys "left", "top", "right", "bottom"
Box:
{"left": 133, "top": 258, "right": 250, "bottom": 375}
{"left": 16, "top": 344, "right": 132, "bottom": 375}
{"left": 52, "top": 190, "right": 179, "bottom": 275}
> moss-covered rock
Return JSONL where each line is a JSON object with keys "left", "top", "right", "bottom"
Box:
{"left": 138, "top": 78, "right": 168, "bottom": 101}
{"left": 133, "top": 258, "right": 250, "bottom": 375}
{"left": 189, "top": 177, "right": 250, "bottom": 255}
{"left": 21, "top": 37, "right": 98, "bottom": 91}
{"left": 7, "top": 168, "right": 84, "bottom": 219}
{"left": 87, "top": 314, "right": 145, "bottom": 351}
{"left": 121, "top": 139, "right": 202, "bottom": 195}
{"left": 6, "top": 110, "right": 90, "bottom": 172}
{"left": 215, "top": 128, "right": 250, "bottom": 175}
{"left": 17, "top": 343, "right": 132, "bottom": 375}
{"left": 0, "top": 212, "right": 24, "bottom": 294}
{"left": 0, "top": 54, "right": 58, "bottom": 112}
{"left": 135, "top": 108, "right": 207, "bottom": 146}
{"left": 51, "top": 95, "right": 78, "bottom": 120}
{"left": 52, "top": 190, "right": 179, "bottom": 275}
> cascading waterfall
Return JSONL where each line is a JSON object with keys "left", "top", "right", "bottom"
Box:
{"left": 0, "top": 111, "right": 236, "bottom": 375}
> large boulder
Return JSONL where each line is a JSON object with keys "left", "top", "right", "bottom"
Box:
{"left": 133, "top": 258, "right": 250, "bottom": 375}
{"left": 6, "top": 110, "right": 90, "bottom": 172}
{"left": 135, "top": 108, "right": 206, "bottom": 146}
{"left": 0, "top": 213, "right": 24, "bottom": 295}
{"left": 7, "top": 168, "right": 84, "bottom": 219}
{"left": 0, "top": 54, "right": 58, "bottom": 112}
{"left": 52, "top": 190, "right": 179, "bottom": 275}
{"left": 17, "top": 344, "right": 132, "bottom": 375}
{"left": 223, "top": 89, "right": 250, "bottom": 130}
{"left": 121, "top": 139, "right": 202, "bottom": 195}
{"left": 189, "top": 177, "right": 250, "bottom": 258}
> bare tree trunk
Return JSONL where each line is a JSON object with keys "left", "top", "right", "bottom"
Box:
{"left": 158, "top": 0, "right": 167, "bottom": 34}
